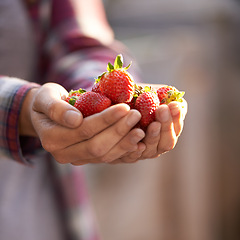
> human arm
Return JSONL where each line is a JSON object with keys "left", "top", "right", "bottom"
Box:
{"left": 9, "top": 0, "right": 143, "bottom": 165}
{"left": 17, "top": 0, "right": 187, "bottom": 164}
{"left": 25, "top": 0, "right": 134, "bottom": 90}
{"left": 0, "top": 75, "right": 145, "bottom": 165}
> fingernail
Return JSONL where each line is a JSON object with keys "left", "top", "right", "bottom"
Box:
{"left": 115, "top": 104, "right": 130, "bottom": 118}
{"left": 64, "top": 110, "right": 82, "bottom": 127}
{"left": 170, "top": 105, "right": 180, "bottom": 116}
{"left": 159, "top": 106, "right": 170, "bottom": 123}
{"left": 138, "top": 143, "right": 146, "bottom": 152}
{"left": 127, "top": 110, "right": 141, "bottom": 127}
{"left": 131, "top": 130, "right": 145, "bottom": 144}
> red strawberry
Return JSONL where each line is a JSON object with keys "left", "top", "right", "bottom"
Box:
{"left": 128, "top": 84, "right": 148, "bottom": 109}
{"left": 65, "top": 88, "right": 86, "bottom": 106}
{"left": 74, "top": 91, "right": 111, "bottom": 117}
{"left": 98, "top": 54, "right": 135, "bottom": 104}
{"left": 91, "top": 81, "right": 102, "bottom": 94}
{"left": 135, "top": 89, "right": 160, "bottom": 130}
{"left": 157, "top": 86, "right": 185, "bottom": 105}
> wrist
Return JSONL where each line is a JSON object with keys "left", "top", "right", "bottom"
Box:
{"left": 19, "top": 87, "right": 38, "bottom": 137}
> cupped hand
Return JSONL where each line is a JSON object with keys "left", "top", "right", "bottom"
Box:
{"left": 25, "top": 83, "right": 146, "bottom": 165}
{"left": 139, "top": 98, "right": 188, "bottom": 159}
{"left": 20, "top": 82, "right": 187, "bottom": 165}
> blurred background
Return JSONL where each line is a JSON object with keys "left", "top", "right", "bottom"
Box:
{"left": 84, "top": 0, "right": 240, "bottom": 239}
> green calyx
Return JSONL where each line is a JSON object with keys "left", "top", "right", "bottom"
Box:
{"left": 96, "top": 54, "right": 132, "bottom": 81}
{"left": 69, "top": 96, "right": 78, "bottom": 106}
{"left": 131, "top": 85, "right": 154, "bottom": 104}
{"left": 107, "top": 54, "right": 132, "bottom": 72}
{"left": 68, "top": 88, "right": 86, "bottom": 105}
{"left": 165, "top": 90, "right": 185, "bottom": 104}
{"left": 134, "top": 85, "right": 155, "bottom": 96}
{"left": 69, "top": 88, "right": 86, "bottom": 96}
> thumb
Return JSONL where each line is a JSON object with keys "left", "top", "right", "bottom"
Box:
{"left": 32, "top": 83, "right": 83, "bottom": 128}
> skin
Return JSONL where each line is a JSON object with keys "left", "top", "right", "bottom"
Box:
{"left": 19, "top": 82, "right": 187, "bottom": 165}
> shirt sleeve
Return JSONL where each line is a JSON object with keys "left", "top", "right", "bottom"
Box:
{"left": 25, "top": 0, "right": 141, "bottom": 91}
{"left": 0, "top": 76, "right": 40, "bottom": 164}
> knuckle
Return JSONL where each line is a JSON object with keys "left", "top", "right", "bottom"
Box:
{"left": 78, "top": 126, "right": 95, "bottom": 140}
{"left": 87, "top": 141, "right": 106, "bottom": 159}
{"left": 115, "top": 125, "right": 126, "bottom": 137}
{"left": 40, "top": 132, "right": 59, "bottom": 153}
{"left": 47, "top": 101, "right": 58, "bottom": 120}
{"left": 125, "top": 143, "right": 138, "bottom": 152}
{"left": 102, "top": 112, "right": 114, "bottom": 126}
{"left": 41, "top": 140, "right": 56, "bottom": 153}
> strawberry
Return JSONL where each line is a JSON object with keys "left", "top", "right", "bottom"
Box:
{"left": 135, "top": 88, "right": 160, "bottom": 130}
{"left": 98, "top": 54, "right": 135, "bottom": 104}
{"left": 65, "top": 88, "right": 86, "bottom": 106}
{"left": 157, "top": 86, "right": 185, "bottom": 105}
{"left": 128, "top": 84, "right": 148, "bottom": 109}
{"left": 91, "top": 81, "right": 102, "bottom": 94}
{"left": 74, "top": 91, "right": 111, "bottom": 117}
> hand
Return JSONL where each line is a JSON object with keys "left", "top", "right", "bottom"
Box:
{"left": 20, "top": 83, "right": 146, "bottom": 165}
{"left": 106, "top": 98, "right": 187, "bottom": 163}
{"left": 139, "top": 98, "right": 188, "bottom": 159}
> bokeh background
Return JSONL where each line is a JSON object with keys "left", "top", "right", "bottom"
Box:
{"left": 84, "top": 0, "right": 240, "bottom": 239}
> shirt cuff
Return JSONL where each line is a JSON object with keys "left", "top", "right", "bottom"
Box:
{"left": 0, "top": 77, "right": 40, "bottom": 164}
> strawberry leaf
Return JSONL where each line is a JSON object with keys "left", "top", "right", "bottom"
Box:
{"left": 178, "top": 91, "right": 185, "bottom": 99}
{"left": 96, "top": 72, "right": 105, "bottom": 82}
{"left": 114, "top": 54, "right": 123, "bottom": 69}
{"left": 107, "top": 63, "right": 114, "bottom": 72}
{"left": 69, "top": 88, "right": 86, "bottom": 96}
{"left": 124, "top": 62, "right": 132, "bottom": 71}
{"left": 143, "top": 86, "right": 152, "bottom": 92}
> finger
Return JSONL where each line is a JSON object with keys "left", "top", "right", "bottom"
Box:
{"left": 32, "top": 83, "right": 83, "bottom": 128}
{"left": 71, "top": 142, "right": 146, "bottom": 166}
{"left": 99, "top": 128, "right": 145, "bottom": 163}
{"left": 33, "top": 103, "right": 132, "bottom": 152}
{"left": 168, "top": 99, "right": 188, "bottom": 137}
{"left": 121, "top": 142, "right": 146, "bottom": 163}
{"left": 168, "top": 102, "right": 183, "bottom": 137}
{"left": 109, "top": 142, "right": 146, "bottom": 164}
{"left": 86, "top": 110, "right": 142, "bottom": 162}
{"left": 53, "top": 110, "right": 142, "bottom": 164}
{"left": 75, "top": 103, "right": 131, "bottom": 141}
{"left": 155, "top": 105, "right": 177, "bottom": 154}
{"left": 140, "top": 121, "right": 161, "bottom": 159}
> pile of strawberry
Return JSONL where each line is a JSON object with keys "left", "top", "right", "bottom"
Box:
{"left": 65, "top": 54, "right": 185, "bottom": 130}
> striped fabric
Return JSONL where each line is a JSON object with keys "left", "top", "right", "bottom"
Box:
{"left": 0, "top": 77, "right": 39, "bottom": 164}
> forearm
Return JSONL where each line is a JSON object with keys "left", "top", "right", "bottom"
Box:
{"left": 29, "top": 0, "right": 136, "bottom": 91}
{"left": 54, "top": 0, "right": 114, "bottom": 45}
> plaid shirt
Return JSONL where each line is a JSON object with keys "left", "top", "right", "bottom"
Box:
{"left": 0, "top": 0, "right": 137, "bottom": 239}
